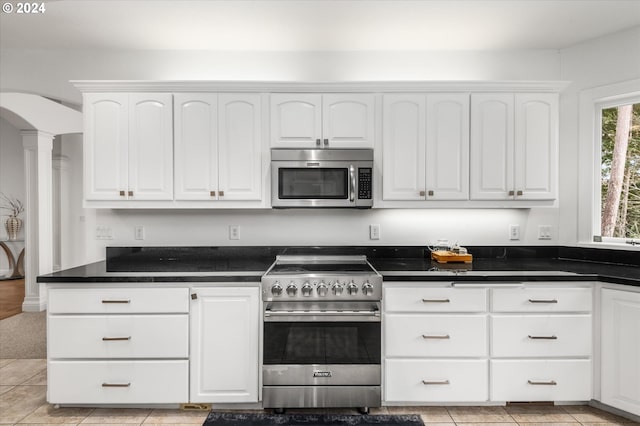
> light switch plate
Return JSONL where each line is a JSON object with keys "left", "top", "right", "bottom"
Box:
{"left": 538, "top": 225, "right": 552, "bottom": 240}
{"left": 134, "top": 225, "right": 145, "bottom": 240}
{"left": 369, "top": 224, "right": 380, "bottom": 240}
{"left": 509, "top": 224, "right": 520, "bottom": 240}
{"left": 229, "top": 225, "right": 240, "bottom": 240}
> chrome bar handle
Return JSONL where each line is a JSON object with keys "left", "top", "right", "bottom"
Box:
{"left": 422, "top": 298, "right": 450, "bottom": 303}
{"left": 528, "top": 380, "right": 557, "bottom": 386}
{"left": 102, "top": 336, "right": 131, "bottom": 341}
{"left": 528, "top": 299, "right": 558, "bottom": 304}
{"left": 102, "top": 382, "right": 131, "bottom": 387}
{"left": 316, "top": 138, "right": 321, "bottom": 146}
{"left": 265, "top": 310, "right": 380, "bottom": 317}
{"left": 422, "top": 380, "right": 450, "bottom": 385}
{"left": 101, "top": 300, "right": 130, "bottom": 304}
{"left": 349, "top": 165, "right": 356, "bottom": 202}
{"left": 528, "top": 335, "right": 558, "bottom": 340}
{"left": 422, "top": 334, "right": 450, "bottom": 339}
{"left": 324, "top": 138, "right": 329, "bottom": 146}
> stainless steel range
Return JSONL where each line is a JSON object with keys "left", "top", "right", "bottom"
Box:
{"left": 261, "top": 255, "right": 382, "bottom": 413}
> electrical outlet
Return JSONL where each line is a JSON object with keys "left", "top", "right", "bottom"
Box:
{"left": 369, "top": 224, "right": 381, "bottom": 240}
{"left": 229, "top": 225, "right": 240, "bottom": 240}
{"left": 538, "top": 225, "right": 552, "bottom": 240}
{"left": 134, "top": 225, "right": 145, "bottom": 240}
{"left": 95, "top": 226, "right": 113, "bottom": 240}
{"left": 509, "top": 224, "right": 520, "bottom": 240}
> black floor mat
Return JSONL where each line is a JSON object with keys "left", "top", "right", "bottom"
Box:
{"left": 203, "top": 412, "right": 424, "bottom": 426}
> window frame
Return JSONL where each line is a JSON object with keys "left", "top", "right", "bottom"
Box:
{"left": 578, "top": 79, "right": 640, "bottom": 249}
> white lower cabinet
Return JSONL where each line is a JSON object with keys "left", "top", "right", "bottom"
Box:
{"left": 491, "top": 360, "right": 591, "bottom": 402}
{"left": 601, "top": 288, "right": 640, "bottom": 416}
{"left": 189, "top": 285, "right": 260, "bottom": 403}
{"left": 383, "top": 282, "right": 593, "bottom": 405}
{"left": 48, "top": 360, "right": 188, "bottom": 404}
{"left": 386, "top": 359, "right": 488, "bottom": 402}
{"left": 47, "top": 286, "right": 190, "bottom": 404}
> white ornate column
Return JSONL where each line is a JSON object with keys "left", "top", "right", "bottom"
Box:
{"left": 52, "top": 154, "right": 69, "bottom": 272}
{"left": 22, "top": 130, "right": 54, "bottom": 312}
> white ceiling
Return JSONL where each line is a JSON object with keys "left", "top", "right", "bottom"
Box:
{"left": 1, "top": 0, "right": 639, "bottom": 51}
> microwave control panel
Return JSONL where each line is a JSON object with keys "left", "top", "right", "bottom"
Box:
{"left": 358, "top": 168, "right": 372, "bottom": 199}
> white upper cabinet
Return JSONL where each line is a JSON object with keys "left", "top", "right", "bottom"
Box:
{"left": 514, "top": 93, "right": 558, "bottom": 200}
{"left": 218, "top": 94, "right": 262, "bottom": 200}
{"left": 174, "top": 94, "right": 218, "bottom": 200}
{"left": 174, "top": 93, "right": 262, "bottom": 202}
{"left": 426, "top": 94, "right": 470, "bottom": 200}
{"left": 271, "top": 94, "right": 374, "bottom": 148}
{"left": 84, "top": 93, "right": 173, "bottom": 201}
{"left": 470, "top": 93, "right": 557, "bottom": 201}
{"left": 383, "top": 95, "right": 426, "bottom": 201}
{"left": 382, "top": 93, "right": 469, "bottom": 201}
{"left": 84, "top": 93, "right": 129, "bottom": 201}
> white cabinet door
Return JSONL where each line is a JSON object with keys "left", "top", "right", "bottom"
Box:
{"left": 426, "top": 94, "right": 470, "bottom": 200}
{"left": 190, "top": 286, "right": 260, "bottom": 403}
{"left": 128, "top": 93, "right": 174, "bottom": 200}
{"left": 218, "top": 94, "right": 262, "bottom": 201}
{"left": 514, "top": 93, "right": 558, "bottom": 200}
{"left": 382, "top": 95, "right": 426, "bottom": 200}
{"left": 323, "top": 94, "right": 374, "bottom": 148}
{"left": 270, "top": 94, "right": 322, "bottom": 148}
{"left": 174, "top": 93, "right": 218, "bottom": 200}
{"left": 601, "top": 288, "right": 640, "bottom": 416}
{"left": 470, "top": 93, "right": 514, "bottom": 200}
{"left": 84, "top": 93, "right": 129, "bottom": 201}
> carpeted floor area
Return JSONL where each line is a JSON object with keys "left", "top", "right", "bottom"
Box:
{"left": 0, "top": 310, "right": 46, "bottom": 359}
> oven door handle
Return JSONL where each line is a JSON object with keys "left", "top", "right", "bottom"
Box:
{"left": 264, "top": 309, "right": 380, "bottom": 321}
{"left": 349, "top": 165, "right": 356, "bottom": 202}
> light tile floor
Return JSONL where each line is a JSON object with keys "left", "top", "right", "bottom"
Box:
{"left": 0, "top": 359, "right": 638, "bottom": 425}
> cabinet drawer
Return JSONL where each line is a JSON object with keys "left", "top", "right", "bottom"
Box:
{"left": 48, "top": 288, "right": 189, "bottom": 314}
{"left": 48, "top": 315, "right": 189, "bottom": 359}
{"left": 492, "top": 287, "right": 592, "bottom": 312}
{"left": 491, "top": 315, "right": 591, "bottom": 357}
{"left": 491, "top": 360, "right": 591, "bottom": 402}
{"left": 385, "top": 314, "right": 487, "bottom": 357}
{"left": 385, "top": 359, "right": 488, "bottom": 402}
{"left": 385, "top": 287, "right": 487, "bottom": 312}
{"left": 48, "top": 360, "right": 188, "bottom": 404}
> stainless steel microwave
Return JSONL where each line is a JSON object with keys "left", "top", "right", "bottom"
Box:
{"left": 271, "top": 148, "right": 373, "bottom": 208}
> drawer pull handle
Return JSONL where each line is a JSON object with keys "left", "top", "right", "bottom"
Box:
{"left": 527, "top": 380, "right": 557, "bottom": 386}
{"left": 102, "top": 382, "right": 131, "bottom": 388}
{"left": 528, "top": 299, "right": 558, "bottom": 304}
{"left": 422, "top": 299, "right": 450, "bottom": 303}
{"left": 422, "top": 334, "right": 450, "bottom": 339}
{"left": 102, "top": 336, "right": 131, "bottom": 341}
{"left": 422, "top": 380, "right": 450, "bottom": 385}
{"left": 528, "top": 335, "right": 558, "bottom": 340}
{"left": 101, "top": 300, "right": 131, "bottom": 304}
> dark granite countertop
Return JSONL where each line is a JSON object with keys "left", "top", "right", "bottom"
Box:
{"left": 37, "top": 245, "right": 639, "bottom": 287}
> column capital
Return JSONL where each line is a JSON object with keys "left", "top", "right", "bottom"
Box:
{"left": 21, "top": 130, "right": 55, "bottom": 149}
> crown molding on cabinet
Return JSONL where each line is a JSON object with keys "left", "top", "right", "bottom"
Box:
{"left": 70, "top": 80, "right": 570, "bottom": 93}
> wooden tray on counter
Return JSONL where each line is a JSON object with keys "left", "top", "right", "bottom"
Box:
{"left": 430, "top": 250, "right": 473, "bottom": 264}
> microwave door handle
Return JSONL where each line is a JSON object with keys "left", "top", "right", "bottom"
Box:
{"left": 349, "top": 165, "right": 356, "bottom": 202}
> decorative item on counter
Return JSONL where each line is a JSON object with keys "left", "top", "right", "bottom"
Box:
{"left": 428, "top": 240, "right": 472, "bottom": 264}
{"left": 1, "top": 193, "right": 24, "bottom": 241}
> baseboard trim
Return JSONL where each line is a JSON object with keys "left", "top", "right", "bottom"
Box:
{"left": 22, "top": 297, "right": 46, "bottom": 312}
{"left": 589, "top": 399, "right": 640, "bottom": 423}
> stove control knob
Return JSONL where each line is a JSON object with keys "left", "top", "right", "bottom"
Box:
{"left": 347, "top": 281, "right": 359, "bottom": 295}
{"left": 362, "top": 281, "right": 374, "bottom": 296}
{"left": 286, "top": 282, "right": 298, "bottom": 296}
{"left": 271, "top": 282, "right": 283, "bottom": 296}
{"left": 317, "top": 282, "right": 328, "bottom": 297}
{"left": 302, "top": 282, "right": 313, "bottom": 297}
{"left": 332, "top": 283, "right": 344, "bottom": 296}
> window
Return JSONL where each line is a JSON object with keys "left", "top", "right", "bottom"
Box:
{"left": 599, "top": 103, "right": 640, "bottom": 242}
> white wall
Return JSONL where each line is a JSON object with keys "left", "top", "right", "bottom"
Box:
{"left": 1, "top": 47, "right": 566, "bottom": 265}
{"left": 558, "top": 26, "right": 640, "bottom": 245}
{"left": 0, "top": 117, "right": 25, "bottom": 271}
